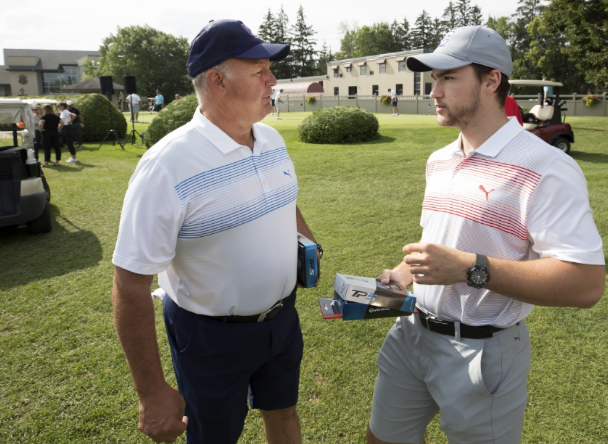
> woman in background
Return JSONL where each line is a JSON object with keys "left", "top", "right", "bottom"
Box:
{"left": 57, "top": 102, "right": 78, "bottom": 163}
{"left": 38, "top": 104, "right": 64, "bottom": 167}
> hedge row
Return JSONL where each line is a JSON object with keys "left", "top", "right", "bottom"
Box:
{"left": 1, "top": 94, "right": 127, "bottom": 141}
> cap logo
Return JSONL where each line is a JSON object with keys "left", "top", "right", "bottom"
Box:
{"left": 438, "top": 29, "right": 456, "bottom": 48}
{"left": 241, "top": 22, "right": 256, "bottom": 39}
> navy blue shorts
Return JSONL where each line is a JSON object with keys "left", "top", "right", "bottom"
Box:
{"left": 163, "top": 288, "right": 303, "bottom": 444}
{"left": 392, "top": 99, "right": 397, "bottom": 107}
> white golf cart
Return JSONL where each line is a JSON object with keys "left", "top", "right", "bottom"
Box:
{"left": 0, "top": 99, "right": 52, "bottom": 233}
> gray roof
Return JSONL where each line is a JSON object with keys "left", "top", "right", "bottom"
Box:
{"left": 3, "top": 48, "right": 100, "bottom": 71}
{"left": 61, "top": 77, "right": 124, "bottom": 92}
{"left": 327, "top": 48, "right": 429, "bottom": 66}
{"left": 0, "top": 65, "right": 9, "bottom": 84}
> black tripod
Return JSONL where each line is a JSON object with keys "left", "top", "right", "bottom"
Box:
{"left": 97, "top": 94, "right": 124, "bottom": 150}
{"left": 123, "top": 101, "right": 141, "bottom": 145}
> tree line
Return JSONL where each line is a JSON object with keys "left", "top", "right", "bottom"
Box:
{"left": 86, "top": 0, "right": 606, "bottom": 100}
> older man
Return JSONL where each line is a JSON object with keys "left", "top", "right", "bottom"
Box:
{"left": 112, "top": 19, "right": 317, "bottom": 444}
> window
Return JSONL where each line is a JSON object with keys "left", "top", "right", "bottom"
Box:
{"left": 425, "top": 82, "right": 433, "bottom": 95}
{"left": 372, "top": 85, "right": 379, "bottom": 95}
{"left": 348, "top": 86, "right": 357, "bottom": 97}
{"left": 333, "top": 68, "right": 339, "bottom": 78}
{"left": 319, "top": 81, "right": 323, "bottom": 87}
{"left": 346, "top": 66, "right": 352, "bottom": 72}
{"left": 334, "top": 87, "right": 339, "bottom": 96}
{"left": 396, "top": 84, "right": 403, "bottom": 96}
{"left": 42, "top": 65, "right": 79, "bottom": 94}
{"left": 360, "top": 65, "right": 366, "bottom": 75}
{"left": 398, "top": 61, "right": 406, "bottom": 72}
{"left": 414, "top": 72, "right": 421, "bottom": 95}
{"left": 379, "top": 63, "right": 386, "bottom": 74}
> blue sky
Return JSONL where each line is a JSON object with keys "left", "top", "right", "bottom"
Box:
{"left": 1, "top": 0, "right": 524, "bottom": 65}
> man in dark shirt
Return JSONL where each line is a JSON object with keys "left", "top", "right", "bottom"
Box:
{"left": 67, "top": 100, "right": 85, "bottom": 148}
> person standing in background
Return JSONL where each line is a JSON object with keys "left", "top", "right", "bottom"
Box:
{"left": 504, "top": 95, "right": 523, "bottom": 125}
{"left": 154, "top": 90, "right": 164, "bottom": 112}
{"left": 542, "top": 76, "right": 553, "bottom": 105}
{"left": 275, "top": 88, "right": 284, "bottom": 120}
{"left": 38, "top": 104, "right": 64, "bottom": 167}
{"left": 271, "top": 88, "right": 277, "bottom": 115}
{"left": 67, "top": 100, "right": 84, "bottom": 148}
{"left": 57, "top": 102, "right": 78, "bottom": 163}
{"left": 390, "top": 88, "right": 399, "bottom": 116}
{"left": 126, "top": 92, "right": 141, "bottom": 123}
{"left": 32, "top": 106, "right": 43, "bottom": 161}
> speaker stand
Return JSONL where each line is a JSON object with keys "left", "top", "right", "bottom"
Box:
{"left": 97, "top": 94, "right": 124, "bottom": 150}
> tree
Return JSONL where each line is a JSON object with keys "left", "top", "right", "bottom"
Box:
{"left": 269, "top": 5, "right": 293, "bottom": 79}
{"left": 486, "top": 16, "right": 512, "bottom": 41}
{"left": 411, "top": 11, "right": 434, "bottom": 49}
{"left": 290, "top": 6, "right": 317, "bottom": 77}
{"left": 543, "top": 0, "right": 608, "bottom": 91}
{"left": 257, "top": 9, "right": 276, "bottom": 43}
{"left": 96, "top": 25, "right": 190, "bottom": 102}
{"left": 391, "top": 17, "right": 411, "bottom": 51}
{"left": 429, "top": 18, "right": 446, "bottom": 49}
{"left": 315, "top": 40, "right": 333, "bottom": 76}
{"left": 442, "top": 1, "right": 459, "bottom": 30}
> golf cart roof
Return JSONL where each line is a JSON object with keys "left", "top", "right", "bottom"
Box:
{"left": 509, "top": 80, "right": 563, "bottom": 87}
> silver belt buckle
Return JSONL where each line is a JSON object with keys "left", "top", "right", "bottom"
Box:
{"left": 257, "top": 300, "right": 284, "bottom": 322}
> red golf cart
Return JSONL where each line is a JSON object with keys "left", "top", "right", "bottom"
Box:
{"left": 509, "top": 79, "right": 574, "bottom": 154}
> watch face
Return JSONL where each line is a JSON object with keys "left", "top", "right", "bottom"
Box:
{"left": 470, "top": 269, "right": 488, "bottom": 285}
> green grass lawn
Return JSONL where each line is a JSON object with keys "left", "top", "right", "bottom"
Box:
{"left": 1, "top": 113, "right": 607, "bottom": 443}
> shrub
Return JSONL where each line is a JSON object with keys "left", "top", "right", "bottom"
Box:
{"left": 1, "top": 94, "right": 126, "bottom": 141}
{"left": 297, "top": 106, "right": 379, "bottom": 144}
{"left": 145, "top": 94, "right": 199, "bottom": 147}
{"left": 380, "top": 94, "right": 391, "bottom": 105}
{"left": 306, "top": 96, "right": 316, "bottom": 104}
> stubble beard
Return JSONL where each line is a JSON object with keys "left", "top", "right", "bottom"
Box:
{"left": 437, "top": 87, "right": 481, "bottom": 130}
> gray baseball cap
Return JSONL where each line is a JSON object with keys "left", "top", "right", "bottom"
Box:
{"left": 407, "top": 26, "right": 513, "bottom": 77}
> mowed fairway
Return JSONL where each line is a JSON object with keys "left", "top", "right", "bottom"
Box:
{"left": 1, "top": 112, "right": 607, "bottom": 443}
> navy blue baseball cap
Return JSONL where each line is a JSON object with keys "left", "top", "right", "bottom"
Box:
{"left": 187, "top": 19, "right": 290, "bottom": 78}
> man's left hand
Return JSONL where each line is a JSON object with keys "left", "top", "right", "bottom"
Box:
{"left": 403, "top": 243, "right": 475, "bottom": 286}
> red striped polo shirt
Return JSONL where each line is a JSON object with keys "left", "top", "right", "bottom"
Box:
{"left": 415, "top": 118, "right": 604, "bottom": 327}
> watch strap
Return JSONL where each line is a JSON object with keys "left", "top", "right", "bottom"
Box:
{"left": 476, "top": 254, "right": 488, "bottom": 269}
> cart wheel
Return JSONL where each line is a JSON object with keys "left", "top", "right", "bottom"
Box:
{"left": 553, "top": 137, "right": 570, "bottom": 154}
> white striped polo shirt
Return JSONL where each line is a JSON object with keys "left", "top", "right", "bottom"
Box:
{"left": 415, "top": 117, "right": 604, "bottom": 327}
{"left": 113, "top": 110, "right": 299, "bottom": 316}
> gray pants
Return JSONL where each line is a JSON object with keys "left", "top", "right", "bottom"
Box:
{"left": 72, "top": 122, "right": 82, "bottom": 146}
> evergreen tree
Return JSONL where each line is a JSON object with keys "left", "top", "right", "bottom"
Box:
{"left": 469, "top": 5, "right": 483, "bottom": 25}
{"left": 486, "top": 16, "right": 512, "bottom": 41}
{"left": 442, "top": 1, "right": 459, "bottom": 30}
{"left": 411, "top": 10, "right": 434, "bottom": 49}
{"left": 257, "top": 9, "right": 276, "bottom": 43}
{"left": 335, "top": 21, "right": 358, "bottom": 59}
{"left": 269, "top": 5, "right": 293, "bottom": 79}
{"left": 509, "top": 0, "right": 545, "bottom": 83}
{"left": 315, "top": 40, "right": 333, "bottom": 76}
{"left": 290, "top": 5, "right": 317, "bottom": 77}
{"left": 391, "top": 17, "right": 411, "bottom": 51}
{"left": 429, "top": 18, "right": 446, "bottom": 49}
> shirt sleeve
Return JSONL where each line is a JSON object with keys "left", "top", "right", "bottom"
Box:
{"left": 112, "top": 157, "right": 185, "bottom": 275}
{"left": 527, "top": 155, "right": 604, "bottom": 265}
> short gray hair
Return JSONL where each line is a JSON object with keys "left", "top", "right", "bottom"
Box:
{"left": 192, "top": 60, "right": 236, "bottom": 104}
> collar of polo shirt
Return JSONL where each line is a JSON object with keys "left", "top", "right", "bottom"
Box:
{"left": 454, "top": 117, "right": 523, "bottom": 159}
{"left": 193, "top": 110, "right": 268, "bottom": 154}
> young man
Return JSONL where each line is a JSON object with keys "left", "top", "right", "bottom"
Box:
{"left": 275, "top": 88, "right": 284, "bottom": 120}
{"left": 57, "top": 102, "right": 78, "bottom": 163}
{"left": 66, "top": 100, "right": 84, "bottom": 147}
{"left": 126, "top": 92, "right": 141, "bottom": 122}
{"left": 389, "top": 88, "right": 398, "bottom": 116}
{"left": 367, "top": 26, "right": 605, "bottom": 444}
{"left": 154, "top": 90, "right": 164, "bottom": 111}
{"left": 112, "top": 19, "right": 318, "bottom": 444}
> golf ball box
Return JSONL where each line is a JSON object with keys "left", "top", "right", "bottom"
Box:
{"left": 318, "top": 274, "right": 416, "bottom": 320}
{"left": 297, "top": 233, "right": 319, "bottom": 288}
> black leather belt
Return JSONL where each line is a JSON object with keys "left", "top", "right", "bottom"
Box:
{"left": 203, "top": 297, "right": 287, "bottom": 323}
{"left": 417, "top": 307, "right": 504, "bottom": 339}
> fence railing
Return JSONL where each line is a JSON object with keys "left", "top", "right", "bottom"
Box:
{"left": 280, "top": 92, "right": 608, "bottom": 117}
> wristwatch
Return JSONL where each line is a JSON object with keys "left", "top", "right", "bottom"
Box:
{"left": 466, "top": 254, "right": 490, "bottom": 289}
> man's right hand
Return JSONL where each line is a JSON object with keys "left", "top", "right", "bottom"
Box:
{"left": 378, "top": 266, "right": 414, "bottom": 290}
{"left": 138, "top": 382, "right": 188, "bottom": 443}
